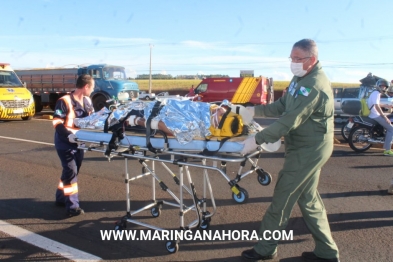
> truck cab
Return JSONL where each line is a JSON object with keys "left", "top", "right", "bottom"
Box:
{"left": 188, "top": 76, "right": 274, "bottom": 106}
{"left": 84, "top": 64, "right": 140, "bottom": 110}
{"left": 0, "top": 63, "right": 35, "bottom": 121}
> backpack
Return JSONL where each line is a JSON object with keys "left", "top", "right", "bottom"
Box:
{"left": 360, "top": 98, "right": 370, "bottom": 116}
{"left": 360, "top": 91, "right": 377, "bottom": 116}
{"left": 209, "top": 105, "right": 244, "bottom": 138}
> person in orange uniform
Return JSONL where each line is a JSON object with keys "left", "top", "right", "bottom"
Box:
{"left": 52, "top": 74, "right": 95, "bottom": 217}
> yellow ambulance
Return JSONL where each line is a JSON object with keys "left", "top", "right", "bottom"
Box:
{"left": 0, "top": 63, "right": 35, "bottom": 120}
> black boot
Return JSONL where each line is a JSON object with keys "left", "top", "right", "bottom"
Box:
{"left": 302, "top": 252, "right": 339, "bottom": 262}
{"left": 241, "top": 248, "right": 277, "bottom": 261}
{"left": 67, "top": 207, "right": 84, "bottom": 217}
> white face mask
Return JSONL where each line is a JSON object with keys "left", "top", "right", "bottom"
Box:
{"left": 290, "top": 62, "right": 307, "bottom": 77}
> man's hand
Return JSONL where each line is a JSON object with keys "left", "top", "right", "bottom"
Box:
{"left": 68, "top": 134, "right": 77, "bottom": 143}
{"left": 240, "top": 136, "right": 259, "bottom": 155}
{"left": 260, "top": 139, "right": 282, "bottom": 152}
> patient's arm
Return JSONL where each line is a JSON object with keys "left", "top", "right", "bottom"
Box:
{"left": 127, "top": 116, "right": 173, "bottom": 136}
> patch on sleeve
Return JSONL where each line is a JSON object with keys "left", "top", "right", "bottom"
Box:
{"left": 298, "top": 86, "right": 311, "bottom": 97}
{"left": 54, "top": 109, "right": 63, "bottom": 115}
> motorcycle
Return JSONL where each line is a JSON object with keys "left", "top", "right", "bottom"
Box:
{"left": 347, "top": 115, "right": 393, "bottom": 152}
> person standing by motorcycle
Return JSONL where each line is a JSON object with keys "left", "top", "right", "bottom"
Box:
{"left": 367, "top": 78, "right": 393, "bottom": 156}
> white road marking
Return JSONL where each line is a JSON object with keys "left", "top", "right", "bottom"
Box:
{"left": 0, "top": 136, "right": 54, "bottom": 146}
{"left": 0, "top": 220, "right": 102, "bottom": 261}
{"left": 0, "top": 135, "right": 100, "bottom": 261}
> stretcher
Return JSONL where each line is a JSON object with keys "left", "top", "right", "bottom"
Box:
{"left": 74, "top": 129, "right": 276, "bottom": 253}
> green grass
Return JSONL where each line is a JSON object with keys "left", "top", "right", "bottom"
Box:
{"left": 134, "top": 79, "right": 201, "bottom": 92}
{"left": 134, "top": 79, "right": 360, "bottom": 92}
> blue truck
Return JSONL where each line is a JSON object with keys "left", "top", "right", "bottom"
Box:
{"left": 15, "top": 64, "right": 139, "bottom": 112}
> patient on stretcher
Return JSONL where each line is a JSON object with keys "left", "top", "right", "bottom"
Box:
{"left": 126, "top": 102, "right": 249, "bottom": 138}
{"left": 73, "top": 99, "right": 282, "bottom": 154}
{"left": 74, "top": 99, "right": 262, "bottom": 145}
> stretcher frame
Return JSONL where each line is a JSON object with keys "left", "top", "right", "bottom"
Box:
{"left": 75, "top": 132, "right": 273, "bottom": 253}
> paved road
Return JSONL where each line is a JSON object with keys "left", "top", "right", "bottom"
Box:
{"left": 0, "top": 114, "right": 392, "bottom": 261}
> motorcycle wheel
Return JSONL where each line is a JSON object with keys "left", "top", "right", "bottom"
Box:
{"left": 348, "top": 126, "right": 372, "bottom": 152}
{"left": 341, "top": 120, "right": 350, "bottom": 142}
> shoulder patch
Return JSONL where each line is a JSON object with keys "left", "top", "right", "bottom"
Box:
{"left": 298, "top": 86, "right": 311, "bottom": 97}
{"left": 55, "top": 109, "right": 63, "bottom": 115}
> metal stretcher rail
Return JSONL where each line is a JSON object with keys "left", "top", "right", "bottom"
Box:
{"left": 76, "top": 137, "right": 273, "bottom": 253}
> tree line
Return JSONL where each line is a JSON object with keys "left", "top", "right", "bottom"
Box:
{"left": 132, "top": 74, "right": 229, "bottom": 80}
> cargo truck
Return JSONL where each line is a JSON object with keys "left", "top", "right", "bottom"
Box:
{"left": 15, "top": 64, "right": 139, "bottom": 112}
{"left": 0, "top": 63, "right": 35, "bottom": 120}
{"left": 187, "top": 76, "right": 274, "bottom": 106}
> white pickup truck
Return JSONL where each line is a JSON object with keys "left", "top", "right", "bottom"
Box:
{"left": 155, "top": 92, "right": 193, "bottom": 101}
{"left": 138, "top": 91, "right": 156, "bottom": 100}
{"left": 156, "top": 92, "right": 179, "bottom": 99}
{"left": 333, "top": 87, "right": 360, "bottom": 118}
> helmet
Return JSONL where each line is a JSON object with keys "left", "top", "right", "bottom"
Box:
{"left": 376, "top": 78, "right": 389, "bottom": 92}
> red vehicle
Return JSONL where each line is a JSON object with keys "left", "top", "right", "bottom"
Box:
{"left": 187, "top": 76, "right": 274, "bottom": 105}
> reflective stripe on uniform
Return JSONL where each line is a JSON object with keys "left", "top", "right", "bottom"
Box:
{"left": 52, "top": 118, "right": 64, "bottom": 128}
{"left": 58, "top": 181, "right": 78, "bottom": 195}
{"left": 52, "top": 95, "right": 77, "bottom": 131}
{"left": 63, "top": 183, "right": 78, "bottom": 196}
{"left": 61, "top": 96, "right": 76, "bottom": 128}
{"left": 52, "top": 95, "right": 92, "bottom": 133}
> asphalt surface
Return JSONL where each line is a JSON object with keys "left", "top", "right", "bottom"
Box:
{"left": 0, "top": 111, "right": 392, "bottom": 262}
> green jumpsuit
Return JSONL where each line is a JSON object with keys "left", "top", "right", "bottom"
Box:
{"left": 253, "top": 61, "right": 339, "bottom": 259}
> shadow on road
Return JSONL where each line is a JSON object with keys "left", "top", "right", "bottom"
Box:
{"left": 1, "top": 197, "right": 392, "bottom": 261}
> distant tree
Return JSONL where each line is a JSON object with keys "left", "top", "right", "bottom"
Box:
{"left": 136, "top": 74, "right": 173, "bottom": 79}
{"left": 204, "top": 74, "right": 230, "bottom": 78}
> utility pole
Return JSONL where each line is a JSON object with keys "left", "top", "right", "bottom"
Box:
{"left": 149, "top": 44, "right": 153, "bottom": 94}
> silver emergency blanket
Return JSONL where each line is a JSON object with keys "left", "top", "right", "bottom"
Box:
{"left": 106, "top": 101, "right": 146, "bottom": 127}
{"left": 74, "top": 100, "right": 211, "bottom": 144}
{"left": 144, "top": 99, "right": 211, "bottom": 144}
{"left": 73, "top": 101, "right": 147, "bottom": 130}
{"left": 73, "top": 107, "right": 112, "bottom": 130}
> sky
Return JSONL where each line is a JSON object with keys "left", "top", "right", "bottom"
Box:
{"left": 2, "top": 0, "right": 393, "bottom": 84}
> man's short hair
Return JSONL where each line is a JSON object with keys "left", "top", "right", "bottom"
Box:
{"left": 76, "top": 74, "right": 93, "bottom": 89}
{"left": 293, "top": 39, "right": 318, "bottom": 58}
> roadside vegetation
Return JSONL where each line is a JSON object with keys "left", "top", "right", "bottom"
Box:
{"left": 134, "top": 79, "right": 360, "bottom": 93}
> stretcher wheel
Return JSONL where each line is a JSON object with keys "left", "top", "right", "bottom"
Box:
{"left": 257, "top": 171, "right": 272, "bottom": 186}
{"left": 151, "top": 207, "right": 161, "bottom": 217}
{"left": 232, "top": 187, "right": 249, "bottom": 204}
{"left": 200, "top": 220, "right": 210, "bottom": 230}
{"left": 200, "top": 211, "right": 211, "bottom": 230}
{"left": 114, "top": 220, "right": 127, "bottom": 231}
{"left": 165, "top": 241, "right": 179, "bottom": 253}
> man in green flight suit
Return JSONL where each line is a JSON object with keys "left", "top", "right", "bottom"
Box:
{"left": 240, "top": 39, "right": 340, "bottom": 262}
